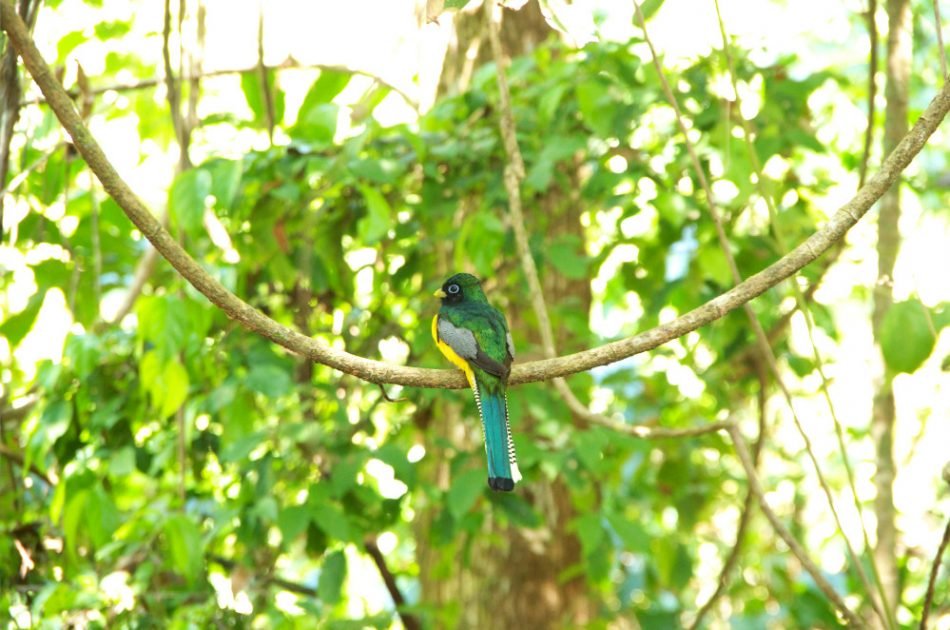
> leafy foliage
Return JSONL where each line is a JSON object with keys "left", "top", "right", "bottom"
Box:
{"left": 1, "top": 2, "right": 948, "bottom": 628}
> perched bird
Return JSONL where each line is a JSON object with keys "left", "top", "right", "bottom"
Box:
{"left": 432, "top": 273, "right": 521, "bottom": 491}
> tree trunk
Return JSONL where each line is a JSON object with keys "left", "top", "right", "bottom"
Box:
{"left": 872, "top": 0, "right": 910, "bottom": 613}
{"left": 415, "top": 3, "right": 597, "bottom": 627}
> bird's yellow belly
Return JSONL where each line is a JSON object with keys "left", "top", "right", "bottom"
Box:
{"left": 433, "top": 315, "right": 475, "bottom": 388}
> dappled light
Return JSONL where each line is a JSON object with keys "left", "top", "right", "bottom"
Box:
{"left": 1, "top": 0, "right": 949, "bottom": 628}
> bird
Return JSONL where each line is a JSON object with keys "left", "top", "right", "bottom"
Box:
{"left": 432, "top": 272, "right": 521, "bottom": 491}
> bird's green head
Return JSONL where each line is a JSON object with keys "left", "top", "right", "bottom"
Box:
{"left": 434, "top": 272, "right": 487, "bottom": 305}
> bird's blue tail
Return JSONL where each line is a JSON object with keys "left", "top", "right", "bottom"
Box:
{"left": 474, "top": 381, "right": 520, "bottom": 492}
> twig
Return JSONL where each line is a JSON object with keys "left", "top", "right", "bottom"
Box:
{"left": 376, "top": 383, "right": 408, "bottom": 404}
{"left": 89, "top": 174, "right": 103, "bottom": 314}
{"left": 488, "top": 0, "right": 676, "bottom": 439}
{"left": 584, "top": 416, "right": 731, "bottom": 439}
{"left": 919, "top": 512, "right": 950, "bottom": 629}
{"left": 0, "top": 0, "right": 38, "bottom": 243}
{"left": 106, "top": 243, "right": 160, "bottom": 325}
{"left": 934, "top": 0, "right": 948, "bottom": 82}
{"left": 872, "top": 0, "right": 912, "bottom": 612}
{"left": 208, "top": 554, "right": 317, "bottom": 597}
{"left": 364, "top": 537, "right": 421, "bottom": 630}
{"left": 690, "top": 368, "right": 769, "bottom": 628}
{"left": 256, "top": 1, "right": 275, "bottom": 142}
{"left": 861, "top": 0, "right": 879, "bottom": 187}
{"left": 0, "top": 139, "right": 66, "bottom": 198}
{"left": 20, "top": 61, "right": 420, "bottom": 114}
{"left": 721, "top": 241, "right": 840, "bottom": 381}
{"left": 639, "top": 2, "right": 884, "bottom": 624}
{"left": 0, "top": 443, "right": 53, "bottom": 486}
{"left": 712, "top": 4, "right": 892, "bottom": 625}
{"left": 176, "top": 405, "right": 186, "bottom": 503}
{"left": 726, "top": 424, "right": 863, "bottom": 627}
{"left": 1, "top": 0, "right": 948, "bottom": 389}
{"left": 0, "top": 393, "right": 37, "bottom": 425}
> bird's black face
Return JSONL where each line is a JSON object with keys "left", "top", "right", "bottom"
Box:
{"left": 434, "top": 272, "right": 485, "bottom": 305}
{"left": 436, "top": 280, "right": 464, "bottom": 304}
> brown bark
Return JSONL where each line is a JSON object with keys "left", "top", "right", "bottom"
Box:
{"left": 2, "top": 0, "right": 949, "bottom": 390}
{"left": 872, "top": 0, "right": 910, "bottom": 613}
{"left": 416, "top": 5, "right": 593, "bottom": 627}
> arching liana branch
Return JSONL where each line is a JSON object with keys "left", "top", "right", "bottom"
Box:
{"left": 2, "top": 0, "right": 949, "bottom": 389}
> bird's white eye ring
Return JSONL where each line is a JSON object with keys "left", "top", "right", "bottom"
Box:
{"left": 447, "top": 284, "right": 460, "bottom": 294}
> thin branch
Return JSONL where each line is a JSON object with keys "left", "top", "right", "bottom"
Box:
{"left": 726, "top": 424, "right": 863, "bottom": 627}
{"left": 712, "top": 4, "right": 892, "bottom": 624}
{"left": 920, "top": 511, "right": 950, "bottom": 629}
{"left": 486, "top": 0, "right": 712, "bottom": 441}
{"left": 106, "top": 243, "right": 160, "bottom": 325}
{"left": 0, "top": 139, "right": 65, "bottom": 198}
{"left": 20, "top": 60, "right": 420, "bottom": 114}
{"left": 639, "top": 2, "right": 885, "bottom": 623}
{"left": 88, "top": 174, "right": 103, "bottom": 315}
{"left": 256, "top": 1, "right": 276, "bottom": 142}
{"left": 0, "top": 443, "right": 53, "bottom": 486}
{"left": 0, "top": 0, "right": 37, "bottom": 243}
{"left": 208, "top": 554, "right": 317, "bottom": 597}
{"left": 364, "top": 537, "right": 421, "bottom": 630}
{"left": 163, "top": 0, "right": 191, "bottom": 171}
{"left": 873, "top": 0, "right": 912, "bottom": 612}
{"left": 934, "top": 0, "right": 948, "bottom": 82}
{"left": 1, "top": 0, "right": 948, "bottom": 389}
{"left": 725, "top": 243, "right": 840, "bottom": 380}
{"left": 0, "top": 393, "right": 37, "bottom": 425}
{"left": 690, "top": 368, "right": 769, "bottom": 629}
{"left": 862, "top": 0, "right": 879, "bottom": 187}
{"left": 176, "top": 405, "right": 186, "bottom": 503}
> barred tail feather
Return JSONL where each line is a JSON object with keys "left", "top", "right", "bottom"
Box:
{"left": 473, "top": 381, "right": 519, "bottom": 492}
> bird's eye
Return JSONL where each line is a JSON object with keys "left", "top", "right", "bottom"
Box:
{"left": 447, "top": 284, "right": 460, "bottom": 295}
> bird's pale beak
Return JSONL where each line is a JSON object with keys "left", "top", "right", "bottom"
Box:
{"left": 433, "top": 289, "right": 447, "bottom": 298}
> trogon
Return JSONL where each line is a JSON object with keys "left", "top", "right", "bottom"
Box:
{"left": 432, "top": 273, "right": 521, "bottom": 491}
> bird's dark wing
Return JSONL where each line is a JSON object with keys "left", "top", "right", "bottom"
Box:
{"left": 437, "top": 312, "right": 510, "bottom": 379}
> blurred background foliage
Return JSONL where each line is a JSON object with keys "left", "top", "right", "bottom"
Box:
{"left": 1, "top": 0, "right": 949, "bottom": 628}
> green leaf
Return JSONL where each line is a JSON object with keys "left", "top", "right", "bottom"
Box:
{"left": 246, "top": 364, "right": 292, "bottom": 398}
{"left": 136, "top": 295, "right": 189, "bottom": 357}
{"left": 0, "top": 291, "right": 44, "bottom": 346}
{"left": 62, "top": 488, "right": 89, "bottom": 560}
{"left": 164, "top": 515, "right": 205, "bottom": 585}
{"left": 300, "top": 70, "right": 352, "bottom": 111}
{"left": 86, "top": 485, "right": 120, "bottom": 548}
{"left": 880, "top": 299, "right": 936, "bottom": 373}
{"left": 56, "top": 30, "right": 87, "bottom": 62}
{"left": 374, "top": 443, "right": 416, "bottom": 487}
{"left": 205, "top": 158, "right": 243, "bottom": 210}
{"left": 548, "top": 235, "right": 589, "bottom": 279}
{"left": 574, "top": 429, "right": 609, "bottom": 472}
{"left": 31, "top": 399, "right": 71, "bottom": 458}
{"left": 295, "top": 103, "right": 338, "bottom": 144}
{"left": 633, "top": 0, "right": 665, "bottom": 25}
{"left": 576, "top": 78, "right": 612, "bottom": 137}
{"left": 357, "top": 185, "right": 392, "bottom": 243}
{"left": 160, "top": 359, "right": 189, "bottom": 418}
{"left": 278, "top": 505, "right": 311, "bottom": 542}
{"left": 94, "top": 20, "right": 132, "bottom": 40}
{"left": 605, "top": 511, "right": 649, "bottom": 552}
{"left": 447, "top": 468, "right": 484, "bottom": 519}
{"left": 311, "top": 502, "right": 353, "bottom": 542}
{"left": 140, "top": 351, "right": 189, "bottom": 418}
{"left": 241, "top": 70, "right": 286, "bottom": 127}
{"left": 219, "top": 430, "right": 266, "bottom": 463}
{"left": 169, "top": 168, "right": 212, "bottom": 234}
{"left": 319, "top": 550, "right": 347, "bottom": 604}
{"left": 573, "top": 512, "right": 604, "bottom": 558}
